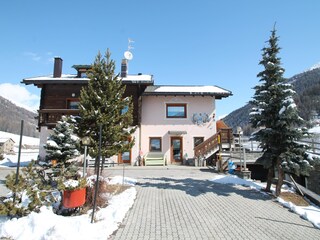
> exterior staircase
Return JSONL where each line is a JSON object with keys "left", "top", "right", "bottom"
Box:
{"left": 194, "top": 128, "right": 233, "bottom": 166}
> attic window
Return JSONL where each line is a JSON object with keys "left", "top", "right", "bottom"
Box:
{"left": 80, "top": 72, "right": 87, "bottom": 78}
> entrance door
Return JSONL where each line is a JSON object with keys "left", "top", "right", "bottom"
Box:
{"left": 171, "top": 137, "right": 183, "bottom": 163}
{"left": 119, "top": 151, "right": 131, "bottom": 164}
{"left": 118, "top": 138, "right": 131, "bottom": 164}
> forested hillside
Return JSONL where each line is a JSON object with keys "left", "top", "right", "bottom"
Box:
{"left": 223, "top": 67, "right": 320, "bottom": 135}
{"left": 0, "top": 95, "right": 39, "bottom": 137}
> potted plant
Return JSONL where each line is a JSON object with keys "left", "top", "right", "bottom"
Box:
{"left": 59, "top": 177, "right": 87, "bottom": 208}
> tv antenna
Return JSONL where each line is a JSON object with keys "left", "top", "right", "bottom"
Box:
{"left": 124, "top": 38, "right": 134, "bottom": 60}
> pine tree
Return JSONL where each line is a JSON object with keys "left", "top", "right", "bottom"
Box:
{"left": 250, "top": 27, "right": 314, "bottom": 196}
{"left": 44, "top": 115, "right": 80, "bottom": 167}
{"left": 0, "top": 161, "right": 55, "bottom": 217}
{"left": 76, "top": 50, "right": 135, "bottom": 172}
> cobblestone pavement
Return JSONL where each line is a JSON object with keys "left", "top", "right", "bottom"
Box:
{"left": 107, "top": 166, "right": 320, "bottom": 240}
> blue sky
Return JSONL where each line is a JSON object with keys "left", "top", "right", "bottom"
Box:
{"left": 1, "top": 0, "right": 320, "bottom": 117}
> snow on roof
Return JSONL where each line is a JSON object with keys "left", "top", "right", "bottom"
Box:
{"left": 121, "top": 74, "right": 153, "bottom": 82}
{"left": 154, "top": 86, "right": 229, "bottom": 93}
{"left": 22, "top": 74, "right": 153, "bottom": 85}
{"left": 143, "top": 85, "right": 232, "bottom": 97}
{"left": 23, "top": 74, "right": 85, "bottom": 81}
{"left": 0, "top": 138, "right": 15, "bottom": 143}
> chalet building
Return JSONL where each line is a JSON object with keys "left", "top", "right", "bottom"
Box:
{"left": 0, "top": 138, "right": 15, "bottom": 154}
{"left": 22, "top": 57, "right": 232, "bottom": 165}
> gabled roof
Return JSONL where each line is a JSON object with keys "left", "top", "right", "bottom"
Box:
{"left": 143, "top": 85, "right": 232, "bottom": 99}
{"left": 72, "top": 65, "right": 91, "bottom": 70}
{"left": 22, "top": 74, "right": 88, "bottom": 85}
{"left": 0, "top": 138, "right": 15, "bottom": 144}
{"left": 22, "top": 74, "right": 154, "bottom": 86}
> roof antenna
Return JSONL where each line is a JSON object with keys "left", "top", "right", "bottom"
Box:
{"left": 124, "top": 38, "right": 134, "bottom": 61}
{"left": 122, "top": 39, "right": 134, "bottom": 77}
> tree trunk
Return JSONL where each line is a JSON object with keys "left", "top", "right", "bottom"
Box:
{"left": 94, "top": 156, "right": 99, "bottom": 175}
{"left": 100, "top": 156, "right": 105, "bottom": 174}
{"left": 265, "top": 166, "right": 274, "bottom": 192}
{"left": 275, "top": 158, "right": 284, "bottom": 196}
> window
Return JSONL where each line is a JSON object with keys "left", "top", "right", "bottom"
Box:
{"left": 149, "top": 137, "right": 162, "bottom": 152}
{"left": 67, "top": 99, "right": 80, "bottom": 109}
{"left": 194, "top": 137, "right": 204, "bottom": 148}
{"left": 166, "top": 104, "right": 187, "bottom": 118}
{"left": 80, "top": 72, "right": 88, "bottom": 78}
{"left": 121, "top": 105, "right": 129, "bottom": 115}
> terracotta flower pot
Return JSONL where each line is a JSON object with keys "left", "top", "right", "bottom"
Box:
{"left": 63, "top": 187, "right": 86, "bottom": 208}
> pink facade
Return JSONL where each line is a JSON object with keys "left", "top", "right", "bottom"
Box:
{"left": 140, "top": 95, "right": 217, "bottom": 164}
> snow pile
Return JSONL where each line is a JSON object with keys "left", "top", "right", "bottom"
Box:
{"left": 211, "top": 175, "right": 320, "bottom": 229}
{"left": 63, "top": 179, "right": 82, "bottom": 189}
{"left": 0, "top": 176, "right": 137, "bottom": 240}
{"left": 108, "top": 175, "right": 137, "bottom": 186}
{"left": 211, "top": 175, "right": 264, "bottom": 190}
{"left": 309, "top": 126, "right": 320, "bottom": 134}
{"left": 277, "top": 198, "right": 320, "bottom": 229}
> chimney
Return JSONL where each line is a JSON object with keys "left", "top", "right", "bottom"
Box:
{"left": 53, "top": 57, "right": 63, "bottom": 78}
{"left": 121, "top": 59, "right": 128, "bottom": 78}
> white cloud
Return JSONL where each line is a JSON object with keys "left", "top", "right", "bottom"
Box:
{"left": 23, "top": 52, "right": 42, "bottom": 62}
{"left": 0, "top": 83, "right": 40, "bottom": 112}
{"left": 24, "top": 51, "right": 55, "bottom": 64}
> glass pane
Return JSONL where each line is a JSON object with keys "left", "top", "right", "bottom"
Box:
{"left": 121, "top": 105, "right": 129, "bottom": 115}
{"left": 167, "top": 106, "right": 185, "bottom": 117}
{"left": 194, "top": 137, "right": 204, "bottom": 147}
{"left": 122, "top": 152, "right": 130, "bottom": 161}
{"left": 173, "top": 139, "right": 181, "bottom": 160}
{"left": 68, "top": 101, "right": 79, "bottom": 109}
{"left": 80, "top": 72, "right": 87, "bottom": 78}
{"left": 150, "top": 138, "right": 161, "bottom": 151}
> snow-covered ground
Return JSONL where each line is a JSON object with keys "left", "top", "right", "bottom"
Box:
{"left": 0, "top": 175, "right": 319, "bottom": 239}
{"left": 0, "top": 131, "right": 39, "bottom": 167}
{"left": 0, "top": 130, "right": 319, "bottom": 238}
{"left": 0, "top": 176, "right": 137, "bottom": 240}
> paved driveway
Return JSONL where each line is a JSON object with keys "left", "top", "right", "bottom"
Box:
{"left": 106, "top": 166, "right": 320, "bottom": 240}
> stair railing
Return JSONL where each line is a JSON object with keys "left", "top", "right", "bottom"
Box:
{"left": 194, "top": 128, "right": 233, "bottom": 159}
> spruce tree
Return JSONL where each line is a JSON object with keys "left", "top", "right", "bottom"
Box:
{"left": 250, "top": 27, "right": 314, "bottom": 196}
{"left": 44, "top": 115, "right": 80, "bottom": 167}
{"left": 77, "top": 49, "right": 134, "bottom": 172}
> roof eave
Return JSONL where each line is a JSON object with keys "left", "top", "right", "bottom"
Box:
{"left": 143, "top": 92, "right": 232, "bottom": 98}
{"left": 21, "top": 79, "right": 89, "bottom": 85}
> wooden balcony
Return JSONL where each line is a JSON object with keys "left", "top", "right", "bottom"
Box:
{"left": 38, "top": 109, "right": 80, "bottom": 128}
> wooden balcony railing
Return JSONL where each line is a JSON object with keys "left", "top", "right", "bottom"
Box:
{"left": 194, "top": 128, "right": 233, "bottom": 158}
{"left": 38, "top": 109, "right": 80, "bottom": 127}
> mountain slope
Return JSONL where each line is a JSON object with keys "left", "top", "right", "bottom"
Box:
{"left": 223, "top": 66, "right": 320, "bottom": 135}
{"left": 0, "top": 95, "right": 39, "bottom": 137}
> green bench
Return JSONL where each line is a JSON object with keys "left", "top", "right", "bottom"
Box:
{"left": 144, "top": 152, "right": 166, "bottom": 166}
